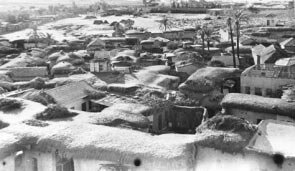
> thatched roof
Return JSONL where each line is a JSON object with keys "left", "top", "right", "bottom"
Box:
{"left": 8, "top": 67, "right": 48, "bottom": 78}
{"left": 44, "top": 81, "right": 96, "bottom": 106}
{"left": 0, "top": 122, "right": 197, "bottom": 169}
{"left": 91, "top": 103, "right": 151, "bottom": 129}
{"left": 87, "top": 38, "right": 105, "bottom": 49}
{"left": 47, "top": 73, "right": 106, "bottom": 87}
{"left": 211, "top": 55, "right": 240, "bottom": 67}
{"left": 51, "top": 62, "right": 75, "bottom": 74}
{"left": 142, "top": 65, "right": 171, "bottom": 74}
{"left": 0, "top": 54, "right": 44, "bottom": 69}
{"left": 56, "top": 54, "right": 71, "bottom": 63}
{"left": 21, "top": 90, "right": 56, "bottom": 106}
{"left": 0, "top": 46, "right": 19, "bottom": 54}
{"left": 242, "top": 37, "right": 277, "bottom": 46}
{"left": 221, "top": 93, "right": 295, "bottom": 118}
{"left": 135, "top": 70, "right": 180, "bottom": 90}
{"left": 196, "top": 115, "right": 257, "bottom": 153}
{"left": 179, "top": 67, "right": 241, "bottom": 94}
{"left": 48, "top": 51, "right": 65, "bottom": 61}
{"left": 0, "top": 81, "right": 15, "bottom": 91}
{"left": 0, "top": 98, "right": 46, "bottom": 125}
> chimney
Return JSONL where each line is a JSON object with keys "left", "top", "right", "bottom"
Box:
{"left": 257, "top": 55, "right": 261, "bottom": 69}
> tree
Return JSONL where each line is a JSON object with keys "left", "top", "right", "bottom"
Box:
{"left": 172, "top": 1, "right": 176, "bottom": 8}
{"left": 123, "top": 19, "right": 135, "bottom": 30}
{"left": 204, "top": 25, "right": 214, "bottom": 53}
{"left": 45, "top": 33, "right": 55, "bottom": 45}
{"left": 248, "top": 6, "right": 260, "bottom": 14}
{"left": 233, "top": 9, "right": 249, "bottom": 65}
{"left": 208, "top": 60, "right": 225, "bottom": 67}
{"left": 113, "top": 22, "right": 125, "bottom": 37}
{"left": 197, "top": 25, "right": 206, "bottom": 58}
{"left": 227, "top": 17, "right": 236, "bottom": 68}
{"left": 159, "top": 16, "right": 172, "bottom": 31}
{"left": 27, "top": 26, "right": 46, "bottom": 47}
{"left": 197, "top": 24, "right": 213, "bottom": 58}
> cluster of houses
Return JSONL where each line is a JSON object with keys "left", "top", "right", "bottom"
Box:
{"left": 1, "top": 5, "right": 295, "bottom": 170}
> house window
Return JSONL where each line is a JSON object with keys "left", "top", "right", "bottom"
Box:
{"left": 261, "top": 72, "right": 266, "bottom": 76}
{"left": 245, "top": 86, "right": 250, "bottom": 94}
{"left": 99, "top": 64, "right": 104, "bottom": 71}
{"left": 266, "top": 88, "right": 272, "bottom": 97}
{"left": 56, "top": 152, "right": 74, "bottom": 171}
{"left": 82, "top": 102, "right": 87, "bottom": 111}
{"left": 255, "top": 87, "right": 262, "bottom": 96}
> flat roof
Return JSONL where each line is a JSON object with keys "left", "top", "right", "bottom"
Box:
{"left": 247, "top": 120, "right": 295, "bottom": 157}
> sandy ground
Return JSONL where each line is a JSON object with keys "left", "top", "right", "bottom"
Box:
{"left": 1, "top": 13, "right": 209, "bottom": 42}
{"left": 2, "top": 10, "right": 293, "bottom": 42}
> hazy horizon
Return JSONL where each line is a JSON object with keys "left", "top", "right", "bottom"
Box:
{"left": 0, "top": 0, "right": 292, "bottom": 6}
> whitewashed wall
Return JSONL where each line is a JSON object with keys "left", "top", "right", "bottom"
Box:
{"left": 195, "top": 147, "right": 295, "bottom": 171}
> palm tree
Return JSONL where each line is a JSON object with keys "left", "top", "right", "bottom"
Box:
{"left": 227, "top": 17, "right": 236, "bottom": 68}
{"left": 159, "top": 15, "right": 172, "bottom": 31}
{"left": 197, "top": 25, "right": 205, "bottom": 58}
{"left": 27, "top": 26, "right": 46, "bottom": 47}
{"left": 113, "top": 22, "right": 125, "bottom": 37}
{"left": 45, "top": 33, "right": 54, "bottom": 45}
{"left": 123, "top": 19, "right": 135, "bottom": 30}
{"left": 233, "top": 9, "right": 249, "bottom": 64}
{"left": 204, "top": 25, "right": 214, "bottom": 52}
{"left": 197, "top": 24, "right": 213, "bottom": 58}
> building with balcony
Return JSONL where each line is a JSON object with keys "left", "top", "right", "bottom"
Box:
{"left": 241, "top": 57, "right": 295, "bottom": 97}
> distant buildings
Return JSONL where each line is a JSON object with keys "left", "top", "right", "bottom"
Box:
{"left": 265, "top": 13, "right": 278, "bottom": 27}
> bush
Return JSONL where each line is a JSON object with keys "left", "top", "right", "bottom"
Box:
{"left": 21, "top": 91, "right": 56, "bottom": 106}
{"left": 196, "top": 115, "right": 257, "bottom": 134}
{"left": 0, "top": 98, "right": 22, "bottom": 112}
{"left": 167, "top": 42, "right": 179, "bottom": 50}
{"left": 84, "top": 89, "right": 106, "bottom": 99}
{"left": 23, "top": 119, "right": 49, "bottom": 127}
{"left": 35, "top": 104, "right": 78, "bottom": 120}
{"left": 208, "top": 60, "right": 225, "bottom": 67}
{"left": 29, "top": 77, "right": 46, "bottom": 89}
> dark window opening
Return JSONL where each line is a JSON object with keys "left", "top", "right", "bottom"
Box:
{"left": 158, "top": 114, "right": 162, "bottom": 130}
{"left": 81, "top": 102, "right": 87, "bottom": 111}
{"left": 255, "top": 87, "right": 262, "bottom": 96}
{"left": 56, "top": 152, "right": 74, "bottom": 171}
{"left": 245, "top": 86, "right": 250, "bottom": 94}
{"left": 266, "top": 88, "right": 272, "bottom": 97}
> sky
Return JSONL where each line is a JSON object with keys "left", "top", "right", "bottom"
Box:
{"left": 0, "top": 0, "right": 291, "bottom": 5}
